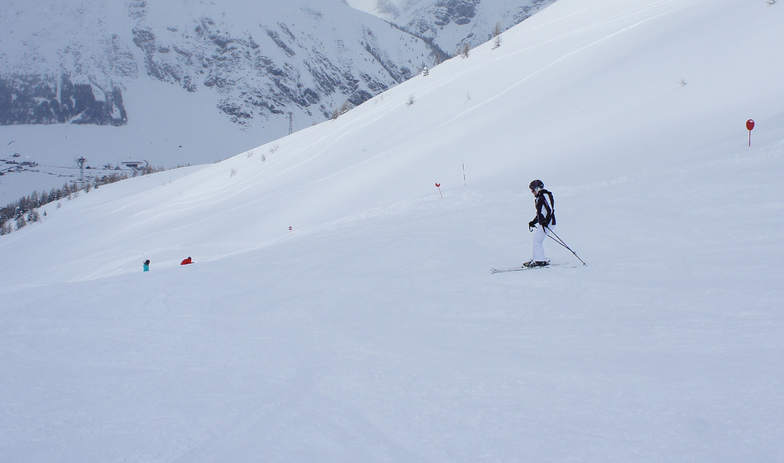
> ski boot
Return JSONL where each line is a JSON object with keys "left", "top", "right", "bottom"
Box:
{"left": 523, "top": 260, "right": 550, "bottom": 268}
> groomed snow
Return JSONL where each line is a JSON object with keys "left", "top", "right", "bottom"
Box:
{"left": 1, "top": 0, "right": 783, "bottom": 461}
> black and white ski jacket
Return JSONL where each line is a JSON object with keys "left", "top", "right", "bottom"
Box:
{"left": 533, "top": 189, "right": 556, "bottom": 227}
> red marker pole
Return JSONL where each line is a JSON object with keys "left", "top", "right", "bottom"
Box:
{"left": 289, "top": 226, "right": 293, "bottom": 235}
{"left": 746, "top": 119, "right": 755, "bottom": 146}
{"left": 435, "top": 182, "right": 443, "bottom": 198}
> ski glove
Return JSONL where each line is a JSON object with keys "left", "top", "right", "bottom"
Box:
{"left": 528, "top": 220, "right": 537, "bottom": 230}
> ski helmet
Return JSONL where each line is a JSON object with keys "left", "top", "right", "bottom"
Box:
{"left": 529, "top": 179, "right": 544, "bottom": 191}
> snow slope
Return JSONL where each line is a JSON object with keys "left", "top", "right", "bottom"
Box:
{"left": 1, "top": 0, "right": 783, "bottom": 461}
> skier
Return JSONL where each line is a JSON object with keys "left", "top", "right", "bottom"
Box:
{"left": 525, "top": 179, "right": 555, "bottom": 268}
{"left": 143, "top": 259, "right": 150, "bottom": 272}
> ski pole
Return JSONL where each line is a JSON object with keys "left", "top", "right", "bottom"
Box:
{"left": 544, "top": 227, "right": 587, "bottom": 266}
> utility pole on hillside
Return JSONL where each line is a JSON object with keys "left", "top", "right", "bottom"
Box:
{"left": 76, "top": 157, "right": 87, "bottom": 187}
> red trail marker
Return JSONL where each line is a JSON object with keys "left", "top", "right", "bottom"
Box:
{"left": 746, "top": 119, "right": 755, "bottom": 146}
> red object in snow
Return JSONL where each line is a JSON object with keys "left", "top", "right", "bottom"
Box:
{"left": 181, "top": 257, "right": 193, "bottom": 265}
{"left": 435, "top": 182, "right": 443, "bottom": 198}
{"left": 746, "top": 119, "right": 755, "bottom": 131}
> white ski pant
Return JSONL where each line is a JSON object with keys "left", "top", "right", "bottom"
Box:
{"left": 532, "top": 225, "right": 552, "bottom": 262}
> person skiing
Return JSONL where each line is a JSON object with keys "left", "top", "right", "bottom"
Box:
{"left": 525, "top": 179, "right": 556, "bottom": 268}
{"left": 143, "top": 259, "right": 150, "bottom": 272}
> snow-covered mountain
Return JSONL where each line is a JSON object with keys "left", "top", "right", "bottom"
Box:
{"left": 125, "top": 0, "right": 441, "bottom": 125}
{"left": 0, "top": 0, "right": 446, "bottom": 201}
{"left": 1, "top": 0, "right": 438, "bottom": 127}
{"left": 2, "top": 0, "right": 783, "bottom": 460}
{"left": 0, "top": 0, "right": 557, "bottom": 202}
{"left": 347, "top": 0, "right": 557, "bottom": 54}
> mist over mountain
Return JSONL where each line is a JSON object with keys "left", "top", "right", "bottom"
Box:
{"left": 348, "top": 0, "right": 557, "bottom": 53}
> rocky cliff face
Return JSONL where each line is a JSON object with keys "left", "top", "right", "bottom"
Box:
{"left": 0, "top": 1, "right": 137, "bottom": 127}
{"left": 432, "top": 0, "right": 480, "bottom": 26}
{"left": 128, "top": 4, "right": 434, "bottom": 125}
{"left": 1, "top": 0, "right": 441, "bottom": 130}
{"left": 0, "top": 74, "right": 127, "bottom": 126}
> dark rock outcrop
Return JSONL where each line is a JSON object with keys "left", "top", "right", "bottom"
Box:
{"left": 0, "top": 74, "right": 127, "bottom": 126}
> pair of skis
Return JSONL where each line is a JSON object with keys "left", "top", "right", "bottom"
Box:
{"left": 490, "top": 263, "right": 576, "bottom": 274}
{"left": 491, "top": 227, "right": 587, "bottom": 274}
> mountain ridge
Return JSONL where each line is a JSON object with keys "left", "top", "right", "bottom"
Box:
{"left": 1, "top": 0, "right": 442, "bottom": 129}
{"left": 1, "top": 0, "right": 455, "bottom": 198}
